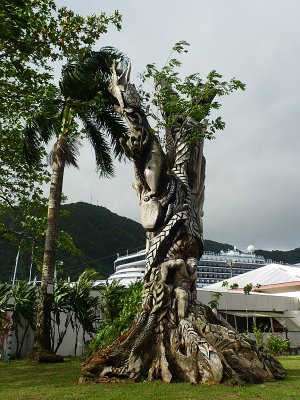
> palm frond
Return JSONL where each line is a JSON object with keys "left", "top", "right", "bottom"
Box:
{"left": 79, "top": 115, "right": 114, "bottom": 177}
{"left": 23, "top": 114, "right": 56, "bottom": 166}
{"left": 94, "top": 109, "right": 130, "bottom": 161}
{"left": 60, "top": 47, "right": 129, "bottom": 101}
{"left": 23, "top": 125, "right": 43, "bottom": 166}
{"left": 49, "top": 133, "right": 81, "bottom": 168}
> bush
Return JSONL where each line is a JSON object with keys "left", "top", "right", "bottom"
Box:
{"left": 88, "top": 280, "right": 143, "bottom": 354}
{"left": 252, "top": 324, "right": 265, "bottom": 347}
{"left": 252, "top": 324, "right": 290, "bottom": 355}
{"left": 266, "top": 333, "right": 290, "bottom": 355}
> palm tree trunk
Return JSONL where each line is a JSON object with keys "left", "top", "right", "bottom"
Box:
{"left": 34, "top": 153, "right": 65, "bottom": 352}
{"left": 33, "top": 104, "right": 73, "bottom": 355}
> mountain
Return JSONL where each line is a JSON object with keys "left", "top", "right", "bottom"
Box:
{"left": 0, "top": 202, "right": 146, "bottom": 283}
{"left": 0, "top": 202, "right": 299, "bottom": 283}
{"left": 203, "top": 240, "right": 234, "bottom": 253}
{"left": 58, "top": 202, "right": 146, "bottom": 280}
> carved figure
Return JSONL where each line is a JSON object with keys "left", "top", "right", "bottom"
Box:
{"left": 82, "top": 59, "right": 286, "bottom": 385}
{"left": 159, "top": 257, "right": 197, "bottom": 320}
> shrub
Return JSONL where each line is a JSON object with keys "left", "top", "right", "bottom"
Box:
{"left": 266, "top": 333, "right": 290, "bottom": 355}
{"left": 252, "top": 324, "right": 290, "bottom": 355}
{"left": 88, "top": 280, "right": 143, "bottom": 354}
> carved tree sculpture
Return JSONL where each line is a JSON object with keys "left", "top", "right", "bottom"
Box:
{"left": 82, "top": 61, "right": 285, "bottom": 384}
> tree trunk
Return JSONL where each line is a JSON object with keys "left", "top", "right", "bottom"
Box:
{"left": 33, "top": 151, "right": 65, "bottom": 354}
{"left": 81, "top": 62, "right": 286, "bottom": 384}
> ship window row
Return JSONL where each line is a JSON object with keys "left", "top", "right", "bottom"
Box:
{"left": 198, "top": 279, "right": 217, "bottom": 284}
{"left": 200, "top": 257, "right": 264, "bottom": 264}
{"left": 198, "top": 268, "right": 234, "bottom": 273}
{"left": 114, "top": 254, "right": 145, "bottom": 267}
{"left": 198, "top": 274, "right": 229, "bottom": 278}
{"left": 198, "top": 266, "right": 261, "bottom": 273}
{"left": 198, "top": 268, "right": 230, "bottom": 273}
{"left": 199, "top": 263, "right": 243, "bottom": 268}
{"left": 199, "top": 263, "right": 261, "bottom": 269}
{"left": 197, "top": 269, "right": 259, "bottom": 278}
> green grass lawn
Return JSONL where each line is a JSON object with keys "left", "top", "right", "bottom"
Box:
{"left": 0, "top": 356, "right": 299, "bottom": 400}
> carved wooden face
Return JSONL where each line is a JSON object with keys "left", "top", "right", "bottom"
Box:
{"left": 186, "top": 257, "right": 198, "bottom": 272}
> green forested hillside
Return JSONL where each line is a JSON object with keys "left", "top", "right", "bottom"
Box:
{"left": 0, "top": 202, "right": 299, "bottom": 283}
{"left": 0, "top": 202, "right": 146, "bottom": 283}
{"left": 58, "top": 202, "right": 146, "bottom": 280}
{"left": 203, "top": 240, "right": 234, "bottom": 253}
{"left": 256, "top": 247, "right": 300, "bottom": 265}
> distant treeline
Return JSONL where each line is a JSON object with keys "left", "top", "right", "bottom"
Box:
{"left": 256, "top": 248, "right": 300, "bottom": 266}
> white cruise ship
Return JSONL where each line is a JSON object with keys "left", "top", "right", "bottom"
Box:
{"left": 107, "top": 249, "right": 147, "bottom": 286}
{"left": 107, "top": 245, "right": 268, "bottom": 287}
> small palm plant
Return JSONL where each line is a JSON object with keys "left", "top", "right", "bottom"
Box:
{"left": 51, "top": 269, "right": 99, "bottom": 355}
{"left": 51, "top": 279, "right": 71, "bottom": 354}
{"left": 10, "top": 281, "right": 37, "bottom": 358}
{"left": 69, "top": 269, "right": 99, "bottom": 355}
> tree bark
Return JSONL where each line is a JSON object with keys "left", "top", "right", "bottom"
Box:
{"left": 33, "top": 151, "right": 65, "bottom": 354}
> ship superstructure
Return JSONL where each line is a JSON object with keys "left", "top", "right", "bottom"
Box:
{"left": 108, "top": 246, "right": 268, "bottom": 287}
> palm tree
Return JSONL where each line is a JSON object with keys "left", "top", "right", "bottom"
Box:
{"left": 24, "top": 47, "right": 129, "bottom": 355}
{"left": 51, "top": 269, "right": 99, "bottom": 355}
{"left": 51, "top": 279, "right": 71, "bottom": 354}
{"left": 69, "top": 269, "right": 99, "bottom": 355}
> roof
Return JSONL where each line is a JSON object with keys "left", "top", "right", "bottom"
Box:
{"left": 202, "top": 263, "right": 300, "bottom": 291}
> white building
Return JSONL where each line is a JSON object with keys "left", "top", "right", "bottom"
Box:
{"left": 198, "top": 263, "right": 300, "bottom": 347}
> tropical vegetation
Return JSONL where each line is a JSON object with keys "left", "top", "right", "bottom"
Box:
{"left": 28, "top": 46, "right": 130, "bottom": 355}
{"left": 0, "top": 269, "right": 99, "bottom": 359}
{"left": 50, "top": 269, "right": 99, "bottom": 355}
{"left": 89, "top": 280, "right": 143, "bottom": 353}
{"left": 10, "top": 281, "right": 37, "bottom": 358}
{"left": 0, "top": 0, "right": 121, "bottom": 257}
{"left": 140, "top": 40, "right": 245, "bottom": 143}
{"left": 252, "top": 324, "right": 291, "bottom": 355}
{"left": 1, "top": 0, "right": 130, "bottom": 356}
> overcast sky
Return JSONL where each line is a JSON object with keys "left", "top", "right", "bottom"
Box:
{"left": 55, "top": 0, "right": 300, "bottom": 252}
